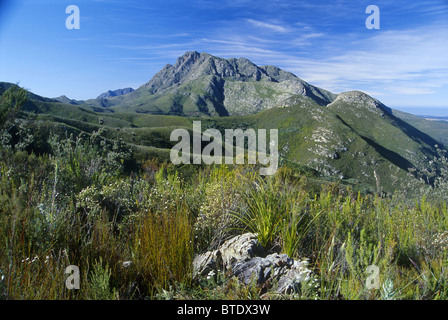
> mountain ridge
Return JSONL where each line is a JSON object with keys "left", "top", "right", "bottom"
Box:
{"left": 82, "top": 51, "right": 337, "bottom": 116}
{"left": 97, "top": 87, "right": 135, "bottom": 99}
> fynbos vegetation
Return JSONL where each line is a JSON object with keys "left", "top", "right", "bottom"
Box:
{"left": 2, "top": 70, "right": 448, "bottom": 301}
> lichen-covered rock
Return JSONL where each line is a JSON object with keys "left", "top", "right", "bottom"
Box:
{"left": 232, "top": 253, "right": 312, "bottom": 294}
{"left": 219, "top": 233, "right": 265, "bottom": 270}
{"left": 275, "top": 259, "right": 312, "bottom": 294}
{"left": 192, "top": 233, "right": 313, "bottom": 295}
{"left": 192, "top": 250, "right": 221, "bottom": 278}
{"left": 192, "top": 233, "right": 264, "bottom": 279}
{"left": 232, "top": 253, "right": 292, "bottom": 285}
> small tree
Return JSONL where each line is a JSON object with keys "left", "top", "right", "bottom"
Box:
{"left": 0, "top": 84, "right": 28, "bottom": 128}
{"left": 0, "top": 85, "right": 32, "bottom": 150}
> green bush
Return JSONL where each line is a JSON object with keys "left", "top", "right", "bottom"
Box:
{"left": 89, "top": 257, "right": 117, "bottom": 300}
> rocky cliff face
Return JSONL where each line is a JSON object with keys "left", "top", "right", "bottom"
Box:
{"left": 143, "top": 51, "right": 280, "bottom": 93}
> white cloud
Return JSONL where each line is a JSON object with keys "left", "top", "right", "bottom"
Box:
{"left": 247, "top": 19, "right": 289, "bottom": 33}
{"left": 278, "top": 23, "right": 448, "bottom": 94}
{"left": 387, "top": 86, "right": 436, "bottom": 95}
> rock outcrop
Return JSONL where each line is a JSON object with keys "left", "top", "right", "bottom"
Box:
{"left": 193, "top": 233, "right": 313, "bottom": 295}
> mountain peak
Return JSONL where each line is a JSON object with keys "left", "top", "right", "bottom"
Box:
{"left": 142, "top": 51, "right": 335, "bottom": 106}
{"left": 330, "top": 90, "right": 392, "bottom": 115}
{"left": 177, "top": 51, "right": 204, "bottom": 65}
{"left": 93, "top": 51, "right": 338, "bottom": 115}
{"left": 53, "top": 94, "right": 83, "bottom": 105}
{"left": 180, "top": 50, "right": 202, "bottom": 58}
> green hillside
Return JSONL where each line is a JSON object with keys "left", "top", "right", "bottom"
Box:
{"left": 2, "top": 80, "right": 445, "bottom": 194}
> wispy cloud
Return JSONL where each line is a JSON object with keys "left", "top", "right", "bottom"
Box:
{"left": 107, "top": 41, "right": 202, "bottom": 51}
{"left": 247, "top": 19, "right": 289, "bottom": 33}
{"left": 114, "top": 32, "right": 190, "bottom": 39}
{"left": 294, "top": 23, "right": 448, "bottom": 94}
{"left": 291, "top": 32, "right": 324, "bottom": 46}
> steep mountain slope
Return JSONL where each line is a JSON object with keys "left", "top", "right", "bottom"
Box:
{"left": 326, "top": 91, "right": 439, "bottom": 171}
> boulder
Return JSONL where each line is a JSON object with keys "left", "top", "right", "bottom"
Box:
{"left": 232, "top": 253, "right": 312, "bottom": 294}
{"left": 192, "top": 233, "right": 264, "bottom": 278}
{"left": 219, "top": 233, "right": 265, "bottom": 270}
{"left": 192, "top": 250, "right": 221, "bottom": 278}
{"left": 275, "top": 259, "right": 312, "bottom": 294}
{"left": 192, "top": 232, "right": 313, "bottom": 295}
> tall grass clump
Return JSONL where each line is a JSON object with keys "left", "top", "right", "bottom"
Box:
{"left": 133, "top": 205, "right": 194, "bottom": 293}
{"left": 230, "top": 170, "right": 316, "bottom": 258}
{"left": 232, "top": 174, "right": 293, "bottom": 249}
{"left": 88, "top": 257, "right": 118, "bottom": 300}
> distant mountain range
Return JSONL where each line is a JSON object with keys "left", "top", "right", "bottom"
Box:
{"left": 2, "top": 51, "right": 448, "bottom": 192}
{"left": 418, "top": 115, "right": 448, "bottom": 121}
{"left": 96, "top": 87, "right": 135, "bottom": 99}
{"left": 53, "top": 88, "right": 135, "bottom": 105}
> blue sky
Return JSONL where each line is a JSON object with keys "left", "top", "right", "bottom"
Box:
{"left": 0, "top": 0, "right": 447, "bottom": 115}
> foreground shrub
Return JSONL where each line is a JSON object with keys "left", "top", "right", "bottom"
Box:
{"left": 133, "top": 206, "right": 194, "bottom": 292}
